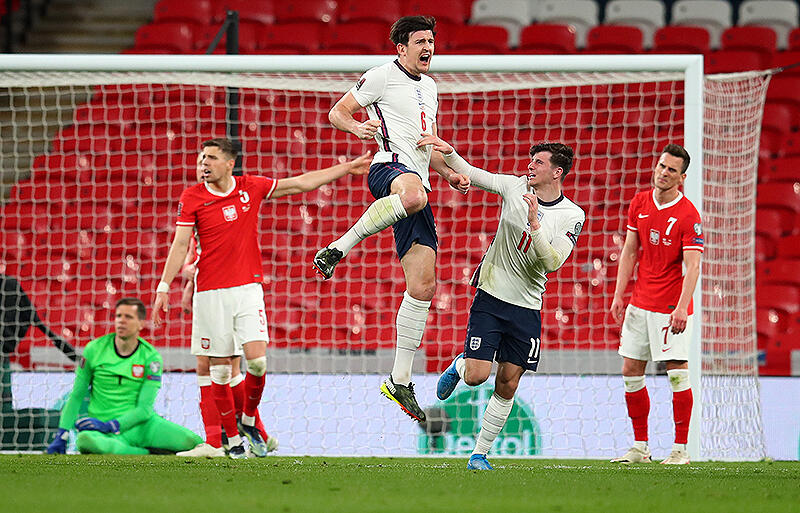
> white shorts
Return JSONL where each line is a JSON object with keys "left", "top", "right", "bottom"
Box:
{"left": 191, "top": 282, "right": 270, "bottom": 357}
{"left": 618, "top": 304, "right": 692, "bottom": 362}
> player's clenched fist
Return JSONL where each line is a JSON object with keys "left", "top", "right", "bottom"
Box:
{"left": 354, "top": 119, "right": 382, "bottom": 140}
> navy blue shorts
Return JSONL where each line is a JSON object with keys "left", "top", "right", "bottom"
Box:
{"left": 463, "top": 289, "right": 543, "bottom": 372}
{"left": 367, "top": 161, "right": 437, "bottom": 260}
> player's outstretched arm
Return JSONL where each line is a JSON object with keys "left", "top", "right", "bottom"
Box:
{"left": 418, "top": 132, "right": 507, "bottom": 194}
{"left": 271, "top": 152, "right": 372, "bottom": 198}
{"left": 610, "top": 230, "right": 640, "bottom": 323}
{"left": 153, "top": 225, "right": 194, "bottom": 327}
{"left": 424, "top": 126, "right": 470, "bottom": 194}
{"left": 329, "top": 92, "right": 381, "bottom": 140}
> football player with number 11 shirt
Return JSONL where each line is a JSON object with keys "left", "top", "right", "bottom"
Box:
{"left": 418, "top": 133, "right": 585, "bottom": 470}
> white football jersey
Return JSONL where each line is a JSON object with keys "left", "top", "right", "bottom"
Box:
{"left": 461, "top": 165, "right": 585, "bottom": 310}
{"left": 350, "top": 59, "right": 438, "bottom": 190}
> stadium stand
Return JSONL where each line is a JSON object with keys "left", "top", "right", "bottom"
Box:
{"left": 5, "top": 0, "right": 800, "bottom": 377}
{"left": 603, "top": 0, "right": 666, "bottom": 49}
{"left": 738, "top": 0, "right": 799, "bottom": 49}
{"left": 536, "top": 0, "right": 600, "bottom": 48}
{"left": 671, "top": 0, "right": 733, "bottom": 49}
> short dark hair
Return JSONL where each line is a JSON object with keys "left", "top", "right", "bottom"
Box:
{"left": 530, "top": 142, "right": 575, "bottom": 181}
{"left": 390, "top": 16, "right": 436, "bottom": 46}
{"left": 202, "top": 138, "right": 238, "bottom": 160}
{"left": 115, "top": 297, "right": 146, "bottom": 320}
{"left": 662, "top": 143, "right": 690, "bottom": 173}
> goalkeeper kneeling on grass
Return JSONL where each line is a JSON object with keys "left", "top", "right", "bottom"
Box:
{"left": 46, "top": 297, "right": 202, "bottom": 455}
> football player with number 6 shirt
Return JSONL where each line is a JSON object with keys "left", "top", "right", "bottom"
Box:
{"left": 313, "top": 16, "right": 470, "bottom": 423}
{"left": 418, "top": 134, "right": 585, "bottom": 470}
{"left": 153, "top": 138, "right": 370, "bottom": 458}
{"left": 609, "top": 144, "right": 703, "bottom": 466}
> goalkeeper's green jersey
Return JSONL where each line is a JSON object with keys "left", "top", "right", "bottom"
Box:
{"left": 58, "top": 333, "right": 163, "bottom": 432}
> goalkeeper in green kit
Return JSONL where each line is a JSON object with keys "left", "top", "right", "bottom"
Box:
{"left": 46, "top": 298, "right": 202, "bottom": 455}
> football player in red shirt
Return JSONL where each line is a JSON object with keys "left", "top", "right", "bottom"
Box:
{"left": 153, "top": 138, "right": 370, "bottom": 458}
{"left": 610, "top": 144, "right": 703, "bottom": 466}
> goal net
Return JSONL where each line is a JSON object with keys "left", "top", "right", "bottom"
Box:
{"left": 0, "top": 55, "right": 767, "bottom": 460}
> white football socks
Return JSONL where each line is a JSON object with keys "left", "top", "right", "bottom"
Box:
{"left": 331, "top": 194, "right": 407, "bottom": 256}
{"left": 390, "top": 291, "right": 431, "bottom": 386}
{"left": 473, "top": 392, "right": 514, "bottom": 455}
{"left": 455, "top": 355, "right": 466, "bottom": 379}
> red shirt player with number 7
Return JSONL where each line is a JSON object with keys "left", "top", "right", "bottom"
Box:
{"left": 610, "top": 143, "right": 703, "bottom": 466}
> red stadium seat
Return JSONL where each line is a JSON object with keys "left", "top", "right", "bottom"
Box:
{"left": 760, "top": 129, "right": 784, "bottom": 160}
{"left": 756, "top": 307, "right": 787, "bottom": 340}
{"left": 758, "top": 258, "right": 800, "bottom": 286}
{"left": 766, "top": 77, "right": 800, "bottom": 131}
{"left": 771, "top": 49, "right": 800, "bottom": 76}
{"left": 776, "top": 234, "right": 800, "bottom": 259}
{"left": 153, "top": 0, "right": 211, "bottom": 25}
{"left": 755, "top": 233, "right": 776, "bottom": 262}
{"left": 757, "top": 182, "right": 800, "bottom": 216}
{"left": 402, "top": 0, "right": 471, "bottom": 25}
{"left": 323, "top": 21, "right": 393, "bottom": 54}
{"left": 585, "top": 25, "right": 644, "bottom": 54}
{"left": 790, "top": 27, "right": 800, "bottom": 50}
{"left": 225, "top": 0, "right": 275, "bottom": 24}
{"left": 761, "top": 156, "right": 800, "bottom": 184}
{"left": 779, "top": 131, "right": 800, "bottom": 157}
{"left": 337, "top": 0, "right": 400, "bottom": 24}
{"left": 756, "top": 284, "right": 800, "bottom": 314}
{"left": 706, "top": 49, "right": 765, "bottom": 73}
{"left": 762, "top": 103, "right": 794, "bottom": 135}
{"left": 652, "top": 26, "right": 710, "bottom": 54}
{"left": 258, "top": 22, "right": 325, "bottom": 53}
{"left": 448, "top": 24, "right": 509, "bottom": 54}
{"left": 756, "top": 207, "right": 795, "bottom": 238}
{"left": 134, "top": 22, "right": 198, "bottom": 54}
{"left": 194, "top": 21, "right": 262, "bottom": 54}
{"left": 517, "top": 24, "right": 577, "bottom": 54}
{"left": 721, "top": 25, "right": 776, "bottom": 65}
{"left": 274, "top": 0, "right": 337, "bottom": 23}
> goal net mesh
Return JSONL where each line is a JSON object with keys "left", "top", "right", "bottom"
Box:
{"left": 0, "top": 66, "right": 767, "bottom": 460}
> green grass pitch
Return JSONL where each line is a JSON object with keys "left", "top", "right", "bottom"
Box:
{"left": 1, "top": 455, "right": 797, "bottom": 513}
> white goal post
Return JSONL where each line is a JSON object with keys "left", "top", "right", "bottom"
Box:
{"left": 0, "top": 54, "right": 766, "bottom": 460}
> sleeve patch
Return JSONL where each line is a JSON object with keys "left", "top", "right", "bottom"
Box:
{"left": 148, "top": 361, "right": 162, "bottom": 375}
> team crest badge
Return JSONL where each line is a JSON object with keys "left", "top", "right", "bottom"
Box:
{"left": 470, "top": 336, "right": 482, "bottom": 351}
{"left": 649, "top": 229, "right": 660, "bottom": 245}
{"left": 222, "top": 205, "right": 238, "bottom": 221}
{"left": 132, "top": 364, "right": 144, "bottom": 378}
{"left": 201, "top": 338, "right": 210, "bottom": 350}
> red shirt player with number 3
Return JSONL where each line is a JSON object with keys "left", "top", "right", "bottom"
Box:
{"left": 609, "top": 144, "right": 703, "bottom": 466}
{"left": 152, "top": 138, "right": 370, "bottom": 459}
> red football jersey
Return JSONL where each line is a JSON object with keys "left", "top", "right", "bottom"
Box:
{"left": 177, "top": 175, "right": 277, "bottom": 292}
{"left": 626, "top": 190, "right": 704, "bottom": 314}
